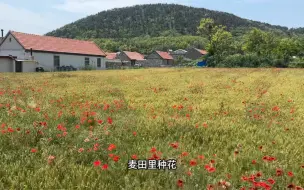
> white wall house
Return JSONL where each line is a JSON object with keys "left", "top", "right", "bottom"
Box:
{"left": 0, "top": 30, "right": 107, "bottom": 72}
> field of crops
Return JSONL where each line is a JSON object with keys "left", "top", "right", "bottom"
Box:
{"left": 0, "top": 68, "right": 303, "bottom": 189}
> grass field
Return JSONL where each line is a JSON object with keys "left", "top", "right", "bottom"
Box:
{"left": 0, "top": 68, "right": 303, "bottom": 189}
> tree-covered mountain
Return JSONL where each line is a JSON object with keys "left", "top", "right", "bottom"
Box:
{"left": 46, "top": 4, "right": 295, "bottom": 39}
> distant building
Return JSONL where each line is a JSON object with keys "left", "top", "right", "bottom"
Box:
{"left": 146, "top": 51, "right": 174, "bottom": 67}
{"left": 0, "top": 30, "right": 106, "bottom": 72}
{"left": 185, "top": 48, "right": 208, "bottom": 60}
{"left": 0, "top": 29, "right": 3, "bottom": 44}
{"left": 117, "top": 51, "right": 146, "bottom": 66}
{"left": 169, "top": 49, "right": 188, "bottom": 61}
{"left": 105, "top": 52, "right": 123, "bottom": 69}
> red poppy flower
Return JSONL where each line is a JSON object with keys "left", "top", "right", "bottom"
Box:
{"left": 107, "top": 117, "right": 113, "bottom": 124}
{"left": 112, "top": 155, "right": 120, "bottom": 162}
{"left": 254, "top": 182, "right": 271, "bottom": 189}
{"left": 150, "top": 147, "right": 157, "bottom": 153}
{"left": 207, "top": 167, "right": 216, "bottom": 173}
{"left": 131, "top": 154, "right": 138, "bottom": 160}
{"left": 177, "top": 179, "right": 183, "bottom": 188}
{"left": 207, "top": 185, "right": 214, "bottom": 190}
{"left": 287, "top": 184, "right": 295, "bottom": 189}
{"left": 267, "top": 178, "right": 275, "bottom": 185}
{"left": 31, "top": 148, "right": 37, "bottom": 153}
{"left": 108, "top": 144, "right": 116, "bottom": 151}
{"left": 256, "top": 172, "right": 262, "bottom": 177}
{"left": 94, "top": 160, "right": 101, "bottom": 167}
{"left": 133, "top": 131, "right": 137, "bottom": 136}
{"left": 78, "top": 148, "right": 84, "bottom": 153}
{"left": 102, "top": 164, "right": 108, "bottom": 170}
{"left": 210, "top": 159, "right": 215, "bottom": 164}
{"left": 189, "top": 159, "right": 197, "bottom": 166}
{"left": 98, "top": 120, "right": 103, "bottom": 124}
{"left": 186, "top": 170, "right": 192, "bottom": 176}
{"left": 198, "top": 155, "right": 205, "bottom": 160}
{"left": 272, "top": 106, "right": 280, "bottom": 111}
{"left": 276, "top": 168, "right": 283, "bottom": 176}
{"left": 252, "top": 160, "right": 257, "bottom": 164}
{"left": 241, "top": 176, "right": 248, "bottom": 182}
{"left": 287, "top": 171, "right": 294, "bottom": 177}
{"left": 170, "top": 142, "right": 179, "bottom": 149}
{"left": 181, "top": 152, "right": 189, "bottom": 157}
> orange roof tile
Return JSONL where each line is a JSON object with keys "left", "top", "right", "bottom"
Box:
{"left": 196, "top": 49, "right": 208, "bottom": 55}
{"left": 156, "top": 51, "right": 173, "bottom": 60}
{"left": 124, "top": 51, "right": 145, "bottom": 61}
{"left": 10, "top": 31, "right": 106, "bottom": 56}
{"left": 106, "top": 52, "right": 118, "bottom": 60}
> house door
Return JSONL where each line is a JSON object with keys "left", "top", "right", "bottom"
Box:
{"left": 15, "top": 61, "right": 22, "bottom": 72}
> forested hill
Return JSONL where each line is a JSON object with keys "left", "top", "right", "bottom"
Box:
{"left": 46, "top": 4, "right": 293, "bottom": 39}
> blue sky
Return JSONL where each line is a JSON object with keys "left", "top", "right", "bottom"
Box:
{"left": 0, "top": 0, "right": 303, "bottom": 35}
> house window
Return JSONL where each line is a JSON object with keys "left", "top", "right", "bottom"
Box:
{"left": 9, "top": 38, "right": 12, "bottom": 42}
{"left": 97, "top": 58, "right": 101, "bottom": 68}
{"left": 131, "top": 60, "right": 135, "bottom": 66}
{"left": 85, "top": 57, "right": 90, "bottom": 66}
{"left": 54, "top": 55, "right": 60, "bottom": 68}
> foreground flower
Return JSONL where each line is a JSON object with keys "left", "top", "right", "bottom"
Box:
{"left": 267, "top": 178, "right": 275, "bottom": 185}
{"left": 102, "top": 164, "right": 108, "bottom": 170}
{"left": 276, "top": 168, "right": 283, "bottom": 176}
{"left": 107, "top": 117, "right": 113, "bottom": 124}
{"left": 170, "top": 142, "right": 179, "bottom": 149}
{"left": 108, "top": 144, "right": 116, "bottom": 151}
{"left": 288, "top": 171, "right": 294, "bottom": 177}
{"left": 177, "top": 179, "right": 183, "bottom": 188}
{"left": 48, "top": 155, "right": 56, "bottom": 164}
{"left": 94, "top": 160, "right": 101, "bottom": 167}
{"left": 189, "top": 159, "right": 197, "bottom": 166}
{"left": 31, "top": 148, "right": 37, "bottom": 153}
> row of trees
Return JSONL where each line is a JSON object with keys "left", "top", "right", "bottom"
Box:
{"left": 196, "top": 18, "right": 304, "bottom": 68}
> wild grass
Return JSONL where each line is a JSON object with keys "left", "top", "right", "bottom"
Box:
{"left": 0, "top": 68, "right": 303, "bottom": 189}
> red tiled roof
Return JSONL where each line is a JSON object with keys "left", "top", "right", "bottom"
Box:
{"left": 123, "top": 51, "right": 145, "bottom": 61}
{"left": 196, "top": 49, "right": 208, "bottom": 55}
{"left": 10, "top": 31, "right": 106, "bottom": 56}
{"left": 106, "top": 52, "right": 118, "bottom": 60}
{"left": 156, "top": 51, "right": 173, "bottom": 60}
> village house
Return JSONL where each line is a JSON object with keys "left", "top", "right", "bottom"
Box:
{"left": 146, "top": 51, "right": 174, "bottom": 67}
{"left": 0, "top": 30, "right": 106, "bottom": 72}
{"left": 105, "top": 52, "right": 123, "bottom": 69}
{"left": 185, "top": 48, "right": 208, "bottom": 60}
{"left": 169, "top": 49, "right": 188, "bottom": 60}
{"left": 117, "top": 51, "right": 146, "bottom": 66}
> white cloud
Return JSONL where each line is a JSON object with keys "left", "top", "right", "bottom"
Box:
{"left": 54, "top": 0, "right": 190, "bottom": 14}
{"left": 0, "top": 2, "right": 70, "bottom": 35}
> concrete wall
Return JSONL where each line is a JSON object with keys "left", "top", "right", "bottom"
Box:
{"left": 106, "top": 59, "right": 123, "bottom": 69}
{"left": 22, "top": 61, "right": 39, "bottom": 72}
{"left": 146, "top": 52, "right": 174, "bottom": 67}
{"left": 30, "top": 52, "right": 106, "bottom": 71}
{"left": 0, "top": 58, "right": 13, "bottom": 72}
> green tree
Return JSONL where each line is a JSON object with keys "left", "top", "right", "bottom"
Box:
{"left": 243, "top": 28, "right": 278, "bottom": 57}
{"left": 197, "top": 18, "right": 216, "bottom": 43}
{"left": 274, "top": 38, "right": 300, "bottom": 62}
{"left": 208, "top": 27, "right": 234, "bottom": 63}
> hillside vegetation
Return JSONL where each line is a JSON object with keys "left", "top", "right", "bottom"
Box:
{"left": 46, "top": 4, "right": 293, "bottom": 39}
